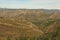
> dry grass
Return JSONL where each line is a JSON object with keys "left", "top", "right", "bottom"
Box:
{"left": 0, "top": 9, "right": 60, "bottom": 40}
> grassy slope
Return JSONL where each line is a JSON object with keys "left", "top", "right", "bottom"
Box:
{"left": 0, "top": 9, "right": 60, "bottom": 40}
{"left": 0, "top": 18, "right": 43, "bottom": 40}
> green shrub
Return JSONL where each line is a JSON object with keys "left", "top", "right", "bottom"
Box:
{"left": 7, "top": 36, "right": 11, "bottom": 40}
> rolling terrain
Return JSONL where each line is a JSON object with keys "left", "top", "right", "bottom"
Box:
{"left": 0, "top": 9, "right": 60, "bottom": 40}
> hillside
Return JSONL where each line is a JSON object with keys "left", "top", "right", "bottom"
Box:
{"left": 49, "top": 12, "right": 60, "bottom": 19}
{"left": 0, "top": 9, "right": 60, "bottom": 40}
{"left": 0, "top": 18, "right": 43, "bottom": 40}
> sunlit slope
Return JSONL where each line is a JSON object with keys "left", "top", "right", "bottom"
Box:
{"left": 0, "top": 18, "right": 43, "bottom": 38}
{"left": 47, "top": 19, "right": 60, "bottom": 32}
{"left": 49, "top": 12, "right": 60, "bottom": 19}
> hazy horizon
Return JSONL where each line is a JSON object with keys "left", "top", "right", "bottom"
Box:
{"left": 0, "top": 0, "right": 60, "bottom": 9}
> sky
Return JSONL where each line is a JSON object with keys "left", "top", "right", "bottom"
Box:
{"left": 0, "top": 0, "right": 60, "bottom": 9}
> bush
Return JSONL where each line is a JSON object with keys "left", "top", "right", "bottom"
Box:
{"left": 7, "top": 36, "right": 11, "bottom": 40}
